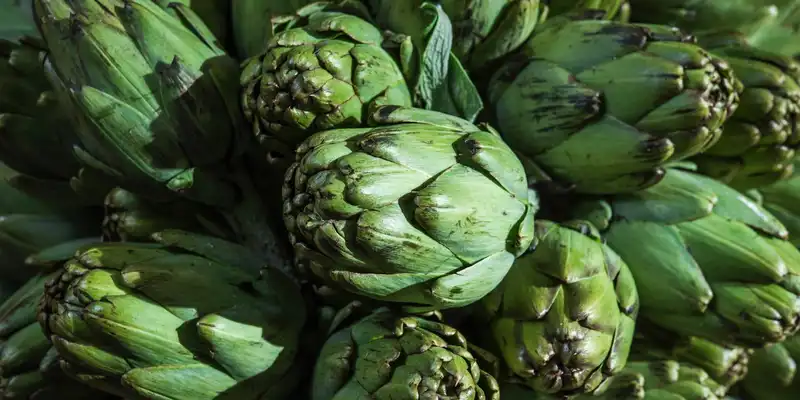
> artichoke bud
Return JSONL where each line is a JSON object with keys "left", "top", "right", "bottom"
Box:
{"left": 742, "top": 332, "right": 800, "bottom": 400}
{"left": 479, "top": 219, "right": 638, "bottom": 396}
{"left": 101, "top": 187, "right": 208, "bottom": 243}
{"left": 283, "top": 106, "right": 535, "bottom": 312}
{"left": 240, "top": 7, "right": 412, "bottom": 172}
{"left": 692, "top": 34, "right": 800, "bottom": 190}
{"left": 490, "top": 18, "right": 741, "bottom": 194}
{"left": 312, "top": 308, "right": 500, "bottom": 400}
{"left": 37, "top": 236, "right": 305, "bottom": 399}
{"left": 34, "top": 0, "right": 247, "bottom": 207}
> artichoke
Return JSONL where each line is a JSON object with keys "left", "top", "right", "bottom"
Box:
{"left": 240, "top": 6, "right": 412, "bottom": 170}
{"left": 311, "top": 308, "right": 499, "bottom": 400}
{"left": 631, "top": 328, "right": 751, "bottom": 393}
{"left": 757, "top": 162, "right": 800, "bottom": 246}
{"left": 578, "top": 168, "right": 800, "bottom": 346}
{"left": 37, "top": 231, "right": 306, "bottom": 400}
{"left": 34, "top": 0, "right": 248, "bottom": 207}
{"left": 741, "top": 332, "right": 800, "bottom": 400}
{"left": 157, "top": 0, "right": 233, "bottom": 53}
{"left": 489, "top": 14, "right": 741, "bottom": 194}
{"left": 479, "top": 220, "right": 638, "bottom": 395}
{"left": 690, "top": 34, "right": 800, "bottom": 190}
{"left": 0, "top": 240, "right": 116, "bottom": 400}
{"left": 282, "top": 106, "right": 536, "bottom": 311}
{"left": 627, "top": 0, "right": 783, "bottom": 35}
{"left": 231, "top": 0, "right": 311, "bottom": 60}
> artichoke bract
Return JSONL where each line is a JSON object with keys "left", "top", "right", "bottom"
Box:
{"left": 240, "top": 7, "right": 412, "bottom": 170}
{"left": 758, "top": 162, "right": 800, "bottom": 246}
{"left": 489, "top": 14, "right": 741, "bottom": 194}
{"left": 627, "top": 0, "right": 781, "bottom": 35}
{"left": 0, "top": 240, "right": 116, "bottom": 400}
{"left": 34, "top": 0, "right": 248, "bottom": 207}
{"left": 283, "top": 106, "right": 536, "bottom": 311}
{"left": 311, "top": 308, "right": 499, "bottom": 400}
{"left": 692, "top": 34, "right": 800, "bottom": 190}
{"left": 741, "top": 332, "right": 800, "bottom": 400}
{"left": 37, "top": 231, "right": 306, "bottom": 400}
{"left": 479, "top": 220, "right": 638, "bottom": 395}
{"left": 231, "top": 0, "right": 311, "bottom": 60}
{"left": 584, "top": 168, "right": 800, "bottom": 347}
{"left": 437, "top": 0, "right": 544, "bottom": 71}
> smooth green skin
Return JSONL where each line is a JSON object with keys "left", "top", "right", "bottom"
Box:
{"left": 34, "top": 0, "right": 247, "bottom": 206}
{"left": 481, "top": 220, "right": 638, "bottom": 395}
{"left": 231, "top": 0, "right": 311, "bottom": 60}
{"left": 631, "top": 331, "right": 750, "bottom": 392}
{"left": 489, "top": 17, "right": 741, "bottom": 194}
{"left": 311, "top": 309, "right": 499, "bottom": 400}
{"left": 502, "top": 361, "right": 723, "bottom": 399}
{"left": 437, "top": 0, "right": 543, "bottom": 70}
{"left": 692, "top": 36, "right": 800, "bottom": 190}
{"left": 240, "top": 9, "right": 412, "bottom": 170}
{"left": 627, "top": 0, "right": 784, "bottom": 35}
{"left": 283, "top": 106, "right": 535, "bottom": 311}
{"left": 38, "top": 232, "right": 306, "bottom": 400}
{"left": 742, "top": 332, "right": 800, "bottom": 400}
{"left": 0, "top": 240, "right": 115, "bottom": 400}
{"left": 600, "top": 168, "right": 800, "bottom": 347}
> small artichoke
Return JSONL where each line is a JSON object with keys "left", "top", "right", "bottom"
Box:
{"left": 692, "top": 34, "right": 800, "bottom": 190}
{"left": 489, "top": 14, "right": 741, "bottom": 194}
{"left": 479, "top": 220, "right": 638, "bottom": 396}
{"left": 311, "top": 308, "right": 499, "bottom": 400}
{"left": 741, "top": 332, "right": 800, "bottom": 400}
{"left": 579, "top": 168, "right": 800, "bottom": 346}
{"left": 37, "top": 231, "right": 306, "bottom": 400}
{"left": 240, "top": 6, "right": 412, "bottom": 169}
{"left": 34, "top": 0, "right": 248, "bottom": 206}
{"left": 283, "top": 106, "right": 536, "bottom": 311}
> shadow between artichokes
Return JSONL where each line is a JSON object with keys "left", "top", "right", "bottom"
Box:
{"left": 311, "top": 308, "right": 499, "bottom": 400}
{"left": 282, "top": 106, "right": 536, "bottom": 312}
{"left": 488, "top": 13, "right": 741, "bottom": 194}
{"left": 37, "top": 231, "right": 306, "bottom": 400}
{"left": 478, "top": 219, "right": 638, "bottom": 396}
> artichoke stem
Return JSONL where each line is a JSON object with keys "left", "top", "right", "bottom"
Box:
{"left": 224, "top": 162, "right": 294, "bottom": 279}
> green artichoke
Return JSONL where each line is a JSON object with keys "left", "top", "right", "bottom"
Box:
{"left": 631, "top": 329, "right": 751, "bottom": 393}
{"left": 741, "top": 332, "right": 800, "bottom": 400}
{"left": 240, "top": 6, "right": 412, "bottom": 170}
{"left": 37, "top": 231, "right": 306, "bottom": 400}
{"left": 479, "top": 220, "right": 638, "bottom": 395}
{"left": 101, "top": 188, "right": 213, "bottom": 243}
{"left": 690, "top": 34, "right": 800, "bottom": 190}
{"left": 231, "top": 0, "right": 311, "bottom": 60}
{"left": 627, "top": 0, "right": 783, "bottom": 34}
{"left": 311, "top": 308, "right": 499, "bottom": 400}
{"left": 757, "top": 161, "right": 800, "bottom": 246}
{"left": 502, "top": 360, "right": 726, "bottom": 399}
{"left": 489, "top": 15, "right": 741, "bottom": 194}
{"left": 34, "top": 0, "right": 248, "bottom": 207}
{"left": 578, "top": 168, "right": 800, "bottom": 346}
{"left": 282, "top": 106, "right": 536, "bottom": 311}
{"left": 0, "top": 240, "right": 116, "bottom": 400}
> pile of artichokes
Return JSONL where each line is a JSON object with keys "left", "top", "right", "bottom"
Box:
{"left": 0, "top": 0, "right": 799, "bottom": 399}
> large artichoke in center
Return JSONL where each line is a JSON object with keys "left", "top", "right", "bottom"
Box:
{"left": 478, "top": 220, "right": 638, "bottom": 396}
{"left": 311, "top": 308, "right": 499, "bottom": 400}
{"left": 489, "top": 14, "right": 741, "bottom": 194}
{"left": 283, "top": 106, "right": 536, "bottom": 311}
{"left": 691, "top": 34, "right": 800, "bottom": 190}
{"left": 37, "top": 232, "right": 306, "bottom": 400}
{"left": 240, "top": 7, "right": 412, "bottom": 169}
